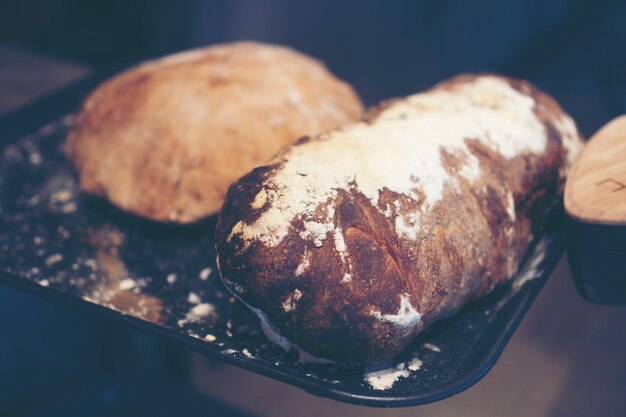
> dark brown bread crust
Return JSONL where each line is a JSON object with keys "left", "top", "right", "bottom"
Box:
{"left": 215, "top": 74, "right": 583, "bottom": 364}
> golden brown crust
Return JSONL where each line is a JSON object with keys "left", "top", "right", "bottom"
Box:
{"left": 66, "top": 42, "right": 363, "bottom": 223}
{"left": 216, "top": 74, "right": 583, "bottom": 363}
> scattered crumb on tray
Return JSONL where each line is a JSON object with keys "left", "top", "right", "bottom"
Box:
{"left": 29, "top": 152, "right": 42, "bottom": 165}
{"left": 423, "top": 343, "right": 441, "bottom": 353}
{"left": 187, "top": 292, "right": 201, "bottom": 304}
{"left": 44, "top": 253, "right": 63, "bottom": 266}
{"left": 166, "top": 273, "right": 177, "bottom": 284}
{"left": 408, "top": 357, "right": 423, "bottom": 371}
{"left": 177, "top": 303, "right": 215, "bottom": 327}
{"left": 26, "top": 195, "right": 41, "bottom": 207}
{"left": 205, "top": 334, "right": 217, "bottom": 342}
{"left": 118, "top": 278, "right": 136, "bottom": 291}
{"left": 85, "top": 259, "right": 97, "bottom": 270}
{"left": 50, "top": 189, "right": 72, "bottom": 203}
{"left": 192, "top": 303, "right": 212, "bottom": 316}
{"left": 101, "top": 292, "right": 163, "bottom": 323}
{"left": 199, "top": 267, "right": 212, "bottom": 280}
{"left": 61, "top": 202, "right": 77, "bottom": 213}
{"left": 78, "top": 226, "right": 162, "bottom": 323}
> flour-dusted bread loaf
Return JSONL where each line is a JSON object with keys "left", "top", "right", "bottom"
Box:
{"left": 66, "top": 42, "right": 363, "bottom": 223}
{"left": 216, "top": 74, "right": 584, "bottom": 364}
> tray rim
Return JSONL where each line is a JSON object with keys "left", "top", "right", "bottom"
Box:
{"left": 0, "top": 251, "right": 560, "bottom": 407}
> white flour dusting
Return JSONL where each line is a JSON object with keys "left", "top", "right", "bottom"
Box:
{"left": 299, "top": 221, "right": 334, "bottom": 247}
{"left": 118, "top": 278, "right": 135, "bottom": 291}
{"left": 394, "top": 209, "right": 421, "bottom": 240}
{"left": 407, "top": 357, "right": 423, "bottom": 371}
{"left": 423, "top": 343, "right": 441, "bottom": 353}
{"left": 251, "top": 188, "right": 269, "bottom": 209}
{"left": 294, "top": 252, "right": 310, "bottom": 276}
{"left": 44, "top": 253, "right": 63, "bottom": 266}
{"left": 228, "top": 76, "right": 560, "bottom": 253}
{"left": 199, "top": 268, "right": 212, "bottom": 280}
{"left": 177, "top": 303, "right": 215, "bottom": 327}
{"left": 364, "top": 356, "right": 423, "bottom": 390}
{"left": 370, "top": 293, "right": 422, "bottom": 331}
{"left": 512, "top": 237, "right": 548, "bottom": 292}
{"left": 281, "top": 289, "right": 303, "bottom": 312}
{"left": 187, "top": 292, "right": 201, "bottom": 304}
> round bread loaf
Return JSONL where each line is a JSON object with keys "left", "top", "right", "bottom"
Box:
{"left": 216, "top": 74, "right": 584, "bottom": 364}
{"left": 66, "top": 42, "right": 363, "bottom": 223}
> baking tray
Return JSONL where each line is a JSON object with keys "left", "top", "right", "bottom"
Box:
{"left": 0, "top": 73, "right": 566, "bottom": 407}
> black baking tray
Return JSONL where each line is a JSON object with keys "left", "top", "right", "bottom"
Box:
{"left": 0, "top": 72, "right": 566, "bottom": 407}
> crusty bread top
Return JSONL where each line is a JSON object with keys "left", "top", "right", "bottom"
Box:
{"left": 226, "top": 75, "right": 581, "bottom": 253}
{"left": 66, "top": 42, "right": 363, "bottom": 223}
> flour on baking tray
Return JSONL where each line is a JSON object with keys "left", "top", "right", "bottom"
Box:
{"left": 364, "top": 357, "right": 423, "bottom": 390}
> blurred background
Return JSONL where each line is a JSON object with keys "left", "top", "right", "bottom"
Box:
{"left": 1, "top": 1, "right": 626, "bottom": 416}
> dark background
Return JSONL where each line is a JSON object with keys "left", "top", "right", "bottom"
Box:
{"left": 1, "top": 0, "right": 625, "bottom": 416}
{"left": 1, "top": 0, "right": 626, "bottom": 134}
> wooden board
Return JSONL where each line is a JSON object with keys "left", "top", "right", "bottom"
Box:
{"left": 565, "top": 115, "right": 626, "bottom": 225}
